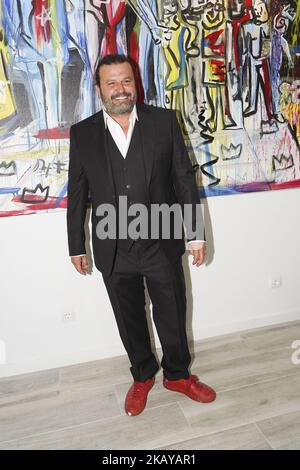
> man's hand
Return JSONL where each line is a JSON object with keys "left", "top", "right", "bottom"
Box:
{"left": 71, "top": 255, "right": 89, "bottom": 275}
{"left": 188, "top": 242, "right": 206, "bottom": 267}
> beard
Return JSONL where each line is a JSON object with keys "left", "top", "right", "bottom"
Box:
{"left": 101, "top": 90, "right": 137, "bottom": 115}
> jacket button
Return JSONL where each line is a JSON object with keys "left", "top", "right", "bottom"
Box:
{"left": 126, "top": 184, "right": 131, "bottom": 189}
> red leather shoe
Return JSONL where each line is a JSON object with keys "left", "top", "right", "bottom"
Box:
{"left": 163, "top": 374, "right": 216, "bottom": 403}
{"left": 125, "top": 378, "right": 155, "bottom": 416}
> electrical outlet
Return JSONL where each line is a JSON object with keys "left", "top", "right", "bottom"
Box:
{"left": 61, "top": 311, "right": 76, "bottom": 323}
{"left": 269, "top": 276, "right": 282, "bottom": 289}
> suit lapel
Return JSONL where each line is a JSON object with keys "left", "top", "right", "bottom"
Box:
{"left": 91, "top": 110, "right": 116, "bottom": 195}
{"left": 136, "top": 103, "right": 155, "bottom": 189}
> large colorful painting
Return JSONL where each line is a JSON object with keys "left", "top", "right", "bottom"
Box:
{"left": 0, "top": 0, "right": 299, "bottom": 216}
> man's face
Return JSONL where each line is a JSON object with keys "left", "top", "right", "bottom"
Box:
{"left": 163, "top": 0, "right": 178, "bottom": 17}
{"left": 253, "top": 0, "right": 269, "bottom": 23}
{"left": 98, "top": 62, "right": 137, "bottom": 116}
{"left": 202, "top": 1, "right": 225, "bottom": 28}
{"left": 229, "top": 0, "right": 245, "bottom": 19}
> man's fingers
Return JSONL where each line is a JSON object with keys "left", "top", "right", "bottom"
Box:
{"left": 193, "top": 251, "right": 201, "bottom": 266}
{"left": 189, "top": 248, "right": 205, "bottom": 267}
{"left": 81, "top": 258, "right": 88, "bottom": 270}
{"left": 196, "top": 251, "right": 204, "bottom": 267}
{"left": 71, "top": 256, "right": 89, "bottom": 275}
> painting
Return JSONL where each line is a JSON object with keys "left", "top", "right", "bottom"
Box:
{"left": 0, "top": 0, "right": 299, "bottom": 217}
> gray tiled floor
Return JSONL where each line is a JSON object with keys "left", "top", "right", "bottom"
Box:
{"left": 0, "top": 320, "right": 300, "bottom": 450}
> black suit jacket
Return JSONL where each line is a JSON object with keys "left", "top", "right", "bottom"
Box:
{"left": 67, "top": 103, "right": 205, "bottom": 277}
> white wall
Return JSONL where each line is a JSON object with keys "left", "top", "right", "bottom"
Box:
{"left": 1, "top": 187, "right": 300, "bottom": 377}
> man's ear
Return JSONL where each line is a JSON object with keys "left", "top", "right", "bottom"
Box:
{"left": 96, "top": 85, "right": 103, "bottom": 103}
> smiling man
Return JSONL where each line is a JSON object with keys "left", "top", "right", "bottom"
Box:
{"left": 67, "top": 54, "right": 216, "bottom": 417}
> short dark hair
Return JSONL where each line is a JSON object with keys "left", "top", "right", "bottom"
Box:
{"left": 94, "top": 54, "right": 135, "bottom": 87}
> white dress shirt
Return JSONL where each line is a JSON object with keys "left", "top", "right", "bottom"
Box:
{"left": 72, "top": 105, "right": 205, "bottom": 257}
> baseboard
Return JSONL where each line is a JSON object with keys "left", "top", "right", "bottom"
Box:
{"left": 0, "top": 342, "right": 127, "bottom": 378}
{"left": 1, "top": 309, "right": 299, "bottom": 378}
{"left": 189, "top": 309, "right": 300, "bottom": 341}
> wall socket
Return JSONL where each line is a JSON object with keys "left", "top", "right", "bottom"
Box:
{"left": 269, "top": 276, "right": 282, "bottom": 289}
{"left": 61, "top": 311, "right": 76, "bottom": 323}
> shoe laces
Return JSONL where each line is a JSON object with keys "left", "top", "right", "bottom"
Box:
{"left": 188, "top": 375, "right": 199, "bottom": 385}
{"left": 131, "top": 383, "right": 146, "bottom": 401}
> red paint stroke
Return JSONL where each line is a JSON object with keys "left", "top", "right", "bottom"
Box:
{"left": 262, "top": 59, "right": 273, "bottom": 120}
{"left": 233, "top": 179, "right": 300, "bottom": 193}
{"left": 23, "top": 198, "right": 68, "bottom": 211}
{"left": 34, "top": 0, "right": 51, "bottom": 46}
{"left": 205, "top": 29, "right": 225, "bottom": 56}
{"left": 33, "top": 128, "right": 70, "bottom": 139}
{"left": 9, "top": 195, "right": 68, "bottom": 212}
{"left": 231, "top": 9, "right": 251, "bottom": 69}
{"left": 211, "top": 59, "right": 226, "bottom": 81}
{"left": 105, "top": 1, "right": 126, "bottom": 55}
{"left": 269, "top": 180, "right": 300, "bottom": 191}
{"left": 129, "top": 32, "right": 144, "bottom": 103}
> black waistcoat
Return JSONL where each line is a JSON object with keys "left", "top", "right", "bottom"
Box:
{"left": 105, "top": 122, "right": 155, "bottom": 251}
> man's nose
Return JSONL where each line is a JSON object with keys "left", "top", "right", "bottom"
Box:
{"left": 115, "top": 82, "right": 126, "bottom": 94}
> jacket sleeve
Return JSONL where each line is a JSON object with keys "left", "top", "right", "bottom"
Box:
{"left": 66, "top": 125, "right": 89, "bottom": 256}
{"left": 171, "top": 110, "right": 205, "bottom": 242}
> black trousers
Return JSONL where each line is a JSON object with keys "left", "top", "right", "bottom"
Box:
{"left": 102, "top": 239, "right": 191, "bottom": 382}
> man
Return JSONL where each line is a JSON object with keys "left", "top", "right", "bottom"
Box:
{"left": 67, "top": 54, "right": 216, "bottom": 417}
